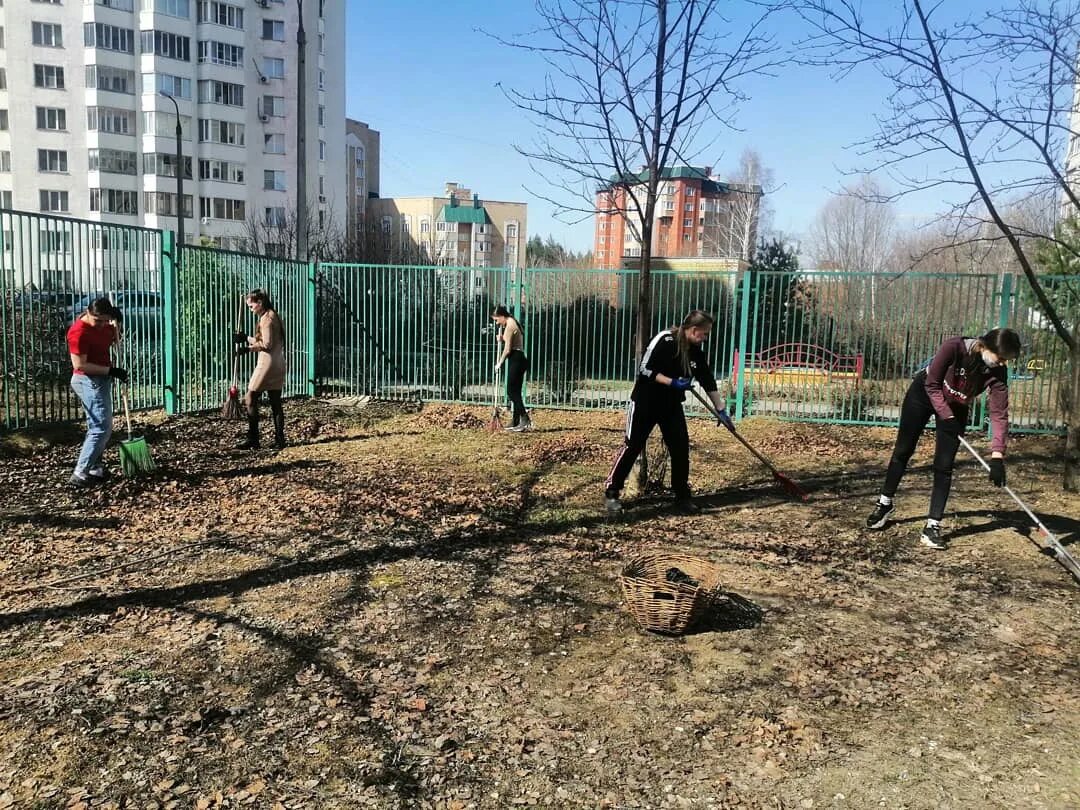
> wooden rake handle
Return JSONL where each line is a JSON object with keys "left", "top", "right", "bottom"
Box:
{"left": 689, "top": 387, "right": 783, "bottom": 478}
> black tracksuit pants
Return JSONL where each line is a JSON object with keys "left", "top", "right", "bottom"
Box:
{"left": 881, "top": 376, "right": 966, "bottom": 521}
{"left": 605, "top": 397, "right": 691, "bottom": 498}
{"left": 506, "top": 350, "right": 529, "bottom": 425}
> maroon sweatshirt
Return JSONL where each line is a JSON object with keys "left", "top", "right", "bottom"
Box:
{"left": 923, "top": 337, "right": 1009, "bottom": 454}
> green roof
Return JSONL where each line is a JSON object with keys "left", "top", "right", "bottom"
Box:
{"left": 604, "top": 166, "right": 730, "bottom": 193}
{"left": 441, "top": 205, "right": 489, "bottom": 224}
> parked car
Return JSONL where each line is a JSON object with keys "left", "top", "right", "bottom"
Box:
{"left": 114, "top": 290, "right": 163, "bottom": 326}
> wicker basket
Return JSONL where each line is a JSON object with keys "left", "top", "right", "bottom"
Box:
{"left": 619, "top": 553, "right": 724, "bottom": 635}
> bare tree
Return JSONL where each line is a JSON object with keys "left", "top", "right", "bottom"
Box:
{"left": 810, "top": 176, "right": 896, "bottom": 275}
{"left": 789, "top": 0, "right": 1080, "bottom": 490}
{"left": 243, "top": 203, "right": 347, "bottom": 262}
{"left": 727, "top": 149, "right": 774, "bottom": 261}
{"left": 494, "top": 0, "right": 785, "bottom": 359}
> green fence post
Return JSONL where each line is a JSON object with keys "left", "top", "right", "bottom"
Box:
{"left": 998, "top": 272, "right": 1014, "bottom": 328}
{"left": 307, "top": 261, "right": 317, "bottom": 397}
{"left": 161, "top": 230, "right": 180, "bottom": 414}
{"left": 734, "top": 268, "right": 752, "bottom": 419}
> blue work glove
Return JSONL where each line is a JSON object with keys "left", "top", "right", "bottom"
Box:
{"left": 715, "top": 407, "right": 735, "bottom": 431}
{"left": 988, "top": 458, "right": 1006, "bottom": 488}
{"left": 670, "top": 377, "right": 693, "bottom": 392}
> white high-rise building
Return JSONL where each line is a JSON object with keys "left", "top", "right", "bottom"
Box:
{"left": 0, "top": 0, "right": 345, "bottom": 256}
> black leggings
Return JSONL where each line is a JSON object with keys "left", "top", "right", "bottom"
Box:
{"left": 251, "top": 389, "right": 284, "bottom": 419}
{"left": 506, "top": 350, "right": 529, "bottom": 425}
{"left": 881, "top": 377, "right": 965, "bottom": 520}
{"left": 605, "top": 397, "right": 690, "bottom": 498}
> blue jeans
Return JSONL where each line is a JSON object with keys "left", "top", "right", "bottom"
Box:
{"left": 71, "top": 373, "right": 113, "bottom": 477}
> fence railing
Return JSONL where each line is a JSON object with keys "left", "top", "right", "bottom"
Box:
{"left": 0, "top": 209, "right": 1075, "bottom": 435}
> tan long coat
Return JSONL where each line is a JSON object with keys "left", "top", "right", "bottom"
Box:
{"left": 247, "top": 310, "right": 286, "bottom": 391}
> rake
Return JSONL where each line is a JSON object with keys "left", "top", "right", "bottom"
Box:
{"left": 486, "top": 362, "right": 503, "bottom": 434}
{"left": 689, "top": 386, "right": 809, "bottom": 501}
{"left": 221, "top": 294, "right": 245, "bottom": 420}
{"left": 958, "top": 436, "right": 1079, "bottom": 584}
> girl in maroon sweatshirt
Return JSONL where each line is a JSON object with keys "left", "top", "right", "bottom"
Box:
{"left": 865, "top": 328, "right": 1021, "bottom": 549}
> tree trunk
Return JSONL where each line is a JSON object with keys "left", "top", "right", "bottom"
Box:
{"left": 1065, "top": 334, "right": 1080, "bottom": 492}
{"left": 634, "top": 218, "right": 655, "bottom": 492}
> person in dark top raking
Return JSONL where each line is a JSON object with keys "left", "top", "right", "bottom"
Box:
{"left": 604, "top": 310, "right": 733, "bottom": 514}
{"left": 865, "top": 328, "right": 1022, "bottom": 550}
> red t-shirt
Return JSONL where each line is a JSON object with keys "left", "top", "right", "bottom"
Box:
{"left": 67, "top": 319, "right": 116, "bottom": 376}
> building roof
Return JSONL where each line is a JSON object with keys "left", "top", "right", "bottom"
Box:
{"left": 603, "top": 166, "right": 731, "bottom": 193}
{"left": 441, "top": 205, "right": 489, "bottom": 224}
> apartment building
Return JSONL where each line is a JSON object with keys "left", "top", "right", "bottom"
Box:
{"left": 593, "top": 166, "right": 760, "bottom": 270}
{"left": 367, "top": 182, "right": 526, "bottom": 266}
{"left": 345, "top": 117, "right": 379, "bottom": 243}
{"left": 0, "top": 0, "right": 344, "bottom": 274}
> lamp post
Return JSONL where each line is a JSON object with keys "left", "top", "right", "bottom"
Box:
{"left": 296, "top": 0, "right": 308, "bottom": 259}
{"left": 158, "top": 91, "right": 186, "bottom": 246}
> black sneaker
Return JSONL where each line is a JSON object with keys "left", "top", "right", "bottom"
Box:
{"left": 604, "top": 493, "right": 623, "bottom": 513}
{"left": 68, "top": 473, "right": 97, "bottom": 490}
{"left": 865, "top": 502, "right": 894, "bottom": 529}
{"left": 920, "top": 524, "right": 947, "bottom": 550}
{"left": 672, "top": 497, "right": 701, "bottom": 515}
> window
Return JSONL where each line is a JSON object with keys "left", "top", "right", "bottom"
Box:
{"left": 89, "top": 66, "right": 136, "bottom": 95}
{"left": 0, "top": 111, "right": 9, "bottom": 131}
{"left": 198, "top": 80, "right": 243, "bottom": 107}
{"left": 90, "top": 189, "right": 138, "bottom": 215}
{"left": 141, "top": 30, "right": 190, "bottom": 61}
{"left": 143, "top": 111, "right": 192, "bottom": 139}
{"left": 38, "top": 149, "right": 68, "bottom": 173}
{"left": 39, "top": 190, "right": 69, "bottom": 212}
{"left": 1, "top": 192, "right": 11, "bottom": 209}
{"left": 36, "top": 107, "right": 66, "bottom": 130}
{"left": 317, "top": 105, "right": 324, "bottom": 126}
{"left": 198, "top": 158, "right": 243, "bottom": 183}
{"left": 199, "top": 196, "right": 245, "bottom": 221}
{"left": 91, "top": 0, "right": 135, "bottom": 8}
{"left": 34, "top": 65, "right": 65, "bottom": 89}
{"left": 686, "top": 187, "right": 695, "bottom": 197}
{"left": 142, "top": 0, "right": 189, "bottom": 17}
{"left": 261, "top": 20, "right": 285, "bottom": 41}
{"left": 145, "top": 152, "right": 193, "bottom": 179}
{"left": 381, "top": 217, "right": 392, "bottom": 234}
{"left": 264, "top": 207, "right": 286, "bottom": 227}
{"left": 683, "top": 233, "right": 691, "bottom": 241}
{"left": 263, "top": 170, "right": 285, "bottom": 191}
{"left": 144, "top": 191, "right": 192, "bottom": 217}
{"left": 32, "top": 22, "right": 63, "bottom": 47}
{"left": 40, "top": 230, "right": 72, "bottom": 254}
{"left": 198, "top": 40, "right": 243, "bottom": 66}
{"left": 84, "top": 23, "right": 135, "bottom": 53}
{"left": 318, "top": 34, "right": 324, "bottom": 53}
{"left": 198, "top": 119, "right": 244, "bottom": 146}
{"left": 508, "top": 224, "right": 518, "bottom": 239}
{"left": 0, "top": 69, "right": 5, "bottom": 90}
{"left": 197, "top": 2, "right": 243, "bottom": 29}
{"left": 89, "top": 148, "right": 138, "bottom": 176}
{"left": 262, "top": 96, "right": 285, "bottom": 117}
{"left": 147, "top": 72, "right": 191, "bottom": 99}
{"left": 87, "top": 107, "right": 135, "bottom": 135}
{"left": 262, "top": 57, "right": 285, "bottom": 78}
{"left": 319, "top": 140, "right": 326, "bottom": 160}
{"left": 318, "top": 70, "right": 325, "bottom": 90}
{"left": 263, "top": 133, "right": 285, "bottom": 154}
{"left": 683, "top": 218, "right": 692, "bottom": 227}
{"left": 0, "top": 152, "right": 9, "bottom": 172}
{"left": 420, "top": 220, "right": 430, "bottom": 234}
{"left": 0, "top": 28, "right": 4, "bottom": 49}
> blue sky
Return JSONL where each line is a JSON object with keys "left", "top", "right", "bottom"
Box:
{"left": 343, "top": 1, "right": 986, "bottom": 253}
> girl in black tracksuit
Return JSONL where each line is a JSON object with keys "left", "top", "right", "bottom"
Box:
{"left": 604, "top": 310, "right": 731, "bottom": 512}
{"left": 865, "top": 328, "right": 1021, "bottom": 550}
{"left": 492, "top": 305, "right": 531, "bottom": 431}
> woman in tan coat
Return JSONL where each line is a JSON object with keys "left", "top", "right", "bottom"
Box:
{"left": 234, "top": 289, "right": 287, "bottom": 449}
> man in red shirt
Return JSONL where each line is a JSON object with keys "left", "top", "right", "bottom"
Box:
{"left": 66, "top": 297, "right": 127, "bottom": 487}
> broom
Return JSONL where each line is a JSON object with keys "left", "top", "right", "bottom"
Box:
{"left": 221, "top": 295, "right": 245, "bottom": 420}
{"left": 689, "top": 386, "right": 808, "bottom": 501}
{"left": 118, "top": 383, "right": 156, "bottom": 477}
{"left": 486, "top": 358, "right": 503, "bottom": 433}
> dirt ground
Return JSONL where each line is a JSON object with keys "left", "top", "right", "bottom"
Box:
{"left": 0, "top": 400, "right": 1078, "bottom": 809}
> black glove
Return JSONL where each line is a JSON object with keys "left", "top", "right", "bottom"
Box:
{"left": 233, "top": 331, "right": 248, "bottom": 346}
{"left": 937, "top": 418, "right": 962, "bottom": 437}
{"left": 234, "top": 345, "right": 250, "bottom": 356}
{"left": 107, "top": 366, "right": 129, "bottom": 383}
{"left": 988, "top": 458, "right": 1006, "bottom": 488}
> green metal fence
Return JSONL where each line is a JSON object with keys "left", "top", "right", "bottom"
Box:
{"left": 0, "top": 206, "right": 1075, "bottom": 436}
{"left": 0, "top": 210, "right": 163, "bottom": 428}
